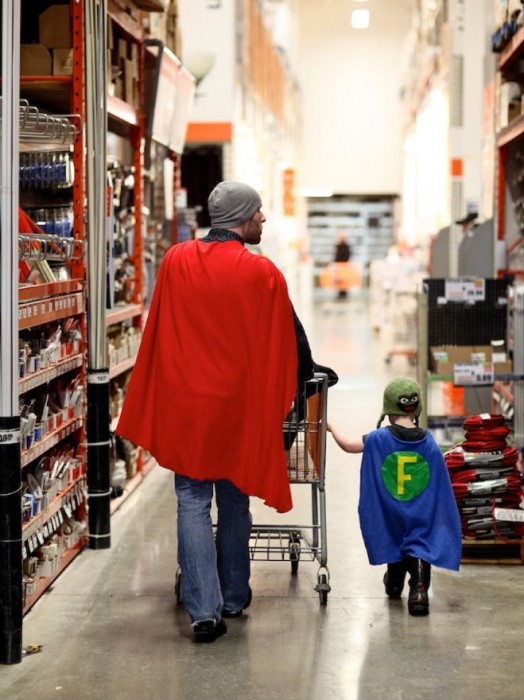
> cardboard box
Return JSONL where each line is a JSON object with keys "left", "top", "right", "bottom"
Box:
{"left": 430, "top": 345, "right": 513, "bottom": 376}
{"left": 53, "top": 48, "right": 73, "bottom": 76}
{"left": 39, "top": 5, "right": 71, "bottom": 49}
{"left": 20, "top": 44, "right": 52, "bottom": 76}
{"left": 133, "top": 0, "right": 168, "bottom": 11}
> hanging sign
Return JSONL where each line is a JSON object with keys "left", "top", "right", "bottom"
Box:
{"left": 283, "top": 168, "right": 295, "bottom": 216}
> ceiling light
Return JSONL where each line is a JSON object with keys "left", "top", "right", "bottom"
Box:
{"left": 351, "top": 9, "right": 370, "bottom": 29}
{"left": 299, "top": 187, "right": 333, "bottom": 198}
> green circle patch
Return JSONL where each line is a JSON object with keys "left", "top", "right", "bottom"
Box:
{"left": 381, "top": 451, "right": 430, "bottom": 501}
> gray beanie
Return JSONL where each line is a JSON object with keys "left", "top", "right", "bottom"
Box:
{"left": 208, "top": 181, "right": 262, "bottom": 229}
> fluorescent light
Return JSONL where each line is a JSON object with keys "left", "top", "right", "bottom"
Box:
{"left": 351, "top": 9, "right": 370, "bottom": 29}
{"left": 299, "top": 187, "right": 333, "bottom": 198}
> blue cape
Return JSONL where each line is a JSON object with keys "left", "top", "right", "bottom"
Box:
{"left": 358, "top": 428, "right": 462, "bottom": 570}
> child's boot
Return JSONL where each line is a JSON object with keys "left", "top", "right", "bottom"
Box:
{"left": 406, "top": 557, "right": 431, "bottom": 616}
{"left": 383, "top": 561, "right": 407, "bottom": 598}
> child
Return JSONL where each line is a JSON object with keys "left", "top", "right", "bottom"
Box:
{"left": 328, "top": 376, "right": 461, "bottom": 616}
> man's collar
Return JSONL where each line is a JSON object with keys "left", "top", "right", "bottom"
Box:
{"left": 201, "top": 228, "right": 245, "bottom": 244}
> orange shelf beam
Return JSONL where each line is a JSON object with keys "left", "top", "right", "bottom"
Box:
{"left": 498, "top": 25, "right": 524, "bottom": 71}
{"left": 106, "top": 303, "right": 143, "bottom": 326}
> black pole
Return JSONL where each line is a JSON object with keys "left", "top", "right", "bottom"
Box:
{"left": 0, "top": 416, "right": 23, "bottom": 664}
{"left": 87, "top": 373, "right": 111, "bottom": 549}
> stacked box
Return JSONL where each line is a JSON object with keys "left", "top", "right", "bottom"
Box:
{"left": 444, "top": 413, "right": 524, "bottom": 540}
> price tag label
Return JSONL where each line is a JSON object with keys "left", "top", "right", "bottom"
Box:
{"left": 445, "top": 278, "right": 485, "bottom": 302}
{"left": 494, "top": 507, "right": 524, "bottom": 522}
{"left": 454, "top": 362, "right": 494, "bottom": 386}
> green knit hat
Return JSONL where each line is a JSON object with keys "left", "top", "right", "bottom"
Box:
{"left": 377, "top": 376, "right": 422, "bottom": 428}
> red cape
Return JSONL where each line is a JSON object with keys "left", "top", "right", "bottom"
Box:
{"left": 116, "top": 240, "right": 298, "bottom": 512}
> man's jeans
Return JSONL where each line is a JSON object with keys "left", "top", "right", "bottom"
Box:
{"left": 174, "top": 474, "right": 252, "bottom": 624}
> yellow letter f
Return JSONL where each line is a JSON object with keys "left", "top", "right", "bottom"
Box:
{"left": 397, "top": 455, "right": 416, "bottom": 495}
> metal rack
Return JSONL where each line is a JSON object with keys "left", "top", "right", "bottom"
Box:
{"left": 417, "top": 279, "right": 524, "bottom": 563}
{"left": 19, "top": 233, "right": 82, "bottom": 263}
{"left": 248, "top": 373, "right": 331, "bottom": 605}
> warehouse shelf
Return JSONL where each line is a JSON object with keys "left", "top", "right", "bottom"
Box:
{"left": 23, "top": 539, "right": 85, "bottom": 615}
{"left": 498, "top": 24, "right": 524, "bottom": 71}
{"left": 109, "top": 354, "right": 137, "bottom": 379}
{"left": 22, "top": 477, "right": 85, "bottom": 546}
{"left": 110, "top": 455, "right": 156, "bottom": 515}
{"left": 108, "top": 0, "right": 144, "bottom": 42}
{"left": 496, "top": 112, "right": 524, "bottom": 148}
{"left": 21, "top": 417, "right": 83, "bottom": 468}
{"left": 19, "top": 291, "right": 84, "bottom": 329}
{"left": 19, "top": 353, "right": 84, "bottom": 394}
{"left": 106, "top": 303, "right": 143, "bottom": 326}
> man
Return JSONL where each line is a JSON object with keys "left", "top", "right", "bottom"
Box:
{"left": 117, "top": 181, "right": 300, "bottom": 643}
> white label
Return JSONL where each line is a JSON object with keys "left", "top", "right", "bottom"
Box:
{"left": 468, "top": 478, "right": 507, "bottom": 494}
{"left": 445, "top": 279, "right": 485, "bottom": 302}
{"left": 494, "top": 508, "right": 524, "bottom": 522}
{"left": 454, "top": 362, "right": 494, "bottom": 386}
{"left": 0, "top": 429, "right": 21, "bottom": 444}
{"left": 87, "top": 372, "right": 109, "bottom": 384}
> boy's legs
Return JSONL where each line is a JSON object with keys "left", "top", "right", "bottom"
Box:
{"left": 383, "top": 560, "right": 408, "bottom": 598}
{"left": 405, "top": 557, "right": 431, "bottom": 615}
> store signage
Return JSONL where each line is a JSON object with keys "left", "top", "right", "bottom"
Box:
{"left": 444, "top": 278, "right": 485, "bottom": 302}
{"left": 283, "top": 168, "right": 295, "bottom": 216}
{"left": 453, "top": 362, "right": 494, "bottom": 386}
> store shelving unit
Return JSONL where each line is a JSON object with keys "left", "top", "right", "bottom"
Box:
{"left": 105, "top": 3, "right": 152, "bottom": 512}
{"left": 417, "top": 279, "right": 524, "bottom": 563}
{"left": 496, "top": 24, "right": 524, "bottom": 279}
{"left": 17, "top": 0, "right": 88, "bottom": 612}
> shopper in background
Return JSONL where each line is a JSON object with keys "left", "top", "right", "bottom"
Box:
{"left": 334, "top": 232, "right": 352, "bottom": 263}
{"left": 332, "top": 232, "right": 353, "bottom": 298}
{"left": 117, "top": 181, "right": 316, "bottom": 643}
{"left": 327, "top": 376, "right": 461, "bottom": 616}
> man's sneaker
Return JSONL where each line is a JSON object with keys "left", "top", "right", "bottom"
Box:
{"left": 222, "top": 587, "right": 252, "bottom": 618}
{"left": 193, "top": 619, "right": 227, "bottom": 643}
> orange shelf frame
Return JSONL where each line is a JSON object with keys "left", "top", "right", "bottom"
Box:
{"left": 19, "top": 291, "right": 84, "bottom": 329}
{"left": 498, "top": 25, "right": 524, "bottom": 71}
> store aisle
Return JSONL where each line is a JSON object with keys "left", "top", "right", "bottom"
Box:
{"left": 2, "top": 293, "right": 524, "bottom": 700}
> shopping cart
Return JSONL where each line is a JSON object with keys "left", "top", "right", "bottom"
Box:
{"left": 174, "top": 373, "right": 331, "bottom": 606}
{"left": 248, "top": 372, "right": 331, "bottom": 605}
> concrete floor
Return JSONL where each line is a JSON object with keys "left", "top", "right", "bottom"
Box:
{"left": 1, "top": 292, "right": 524, "bottom": 700}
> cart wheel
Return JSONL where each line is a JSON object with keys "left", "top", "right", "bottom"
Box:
{"left": 290, "top": 544, "right": 300, "bottom": 574}
{"left": 289, "top": 532, "right": 301, "bottom": 575}
{"left": 316, "top": 572, "right": 330, "bottom": 606}
{"left": 174, "top": 568, "right": 182, "bottom": 605}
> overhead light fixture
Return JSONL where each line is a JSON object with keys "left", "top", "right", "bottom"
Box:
{"left": 299, "top": 187, "right": 333, "bottom": 198}
{"left": 351, "top": 9, "right": 370, "bottom": 29}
